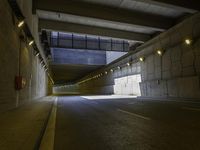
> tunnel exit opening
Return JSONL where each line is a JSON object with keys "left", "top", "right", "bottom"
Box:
{"left": 114, "top": 74, "right": 141, "bottom": 96}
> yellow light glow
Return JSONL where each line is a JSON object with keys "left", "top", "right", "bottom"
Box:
{"left": 185, "top": 39, "right": 192, "bottom": 45}
{"left": 29, "top": 40, "right": 34, "bottom": 46}
{"left": 139, "top": 57, "right": 144, "bottom": 62}
{"left": 157, "top": 50, "right": 162, "bottom": 56}
{"left": 18, "top": 20, "right": 24, "bottom": 28}
{"left": 105, "top": 71, "right": 108, "bottom": 74}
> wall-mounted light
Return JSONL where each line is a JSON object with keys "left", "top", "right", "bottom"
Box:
{"left": 28, "top": 40, "right": 34, "bottom": 46}
{"left": 105, "top": 71, "right": 108, "bottom": 75}
{"left": 156, "top": 50, "right": 163, "bottom": 56}
{"left": 127, "top": 62, "right": 130, "bottom": 66}
{"left": 17, "top": 20, "right": 24, "bottom": 28}
{"left": 110, "top": 69, "right": 113, "bottom": 72}
{"left": 139, "top": 57, "right": 145, "bottom": 62}
{"left": 185, "top": 38, "right": 192, "bottom": 45}
{"left": 40, "top": 60, "right": 44, "bottom": 65}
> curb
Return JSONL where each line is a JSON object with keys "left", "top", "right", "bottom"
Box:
{"left": 34, "top": 97, "right": 55, "bottom": 150}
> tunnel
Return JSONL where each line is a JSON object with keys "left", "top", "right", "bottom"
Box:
{"left": 0, "top": 0, "right": 200, "bottom": 149}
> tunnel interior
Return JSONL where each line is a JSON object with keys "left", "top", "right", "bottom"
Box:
{"left": 1, "top": 0, "right": 200, "bottom": 149}
{"left": 1, "top": 0, "right": 200, "bottom": 109}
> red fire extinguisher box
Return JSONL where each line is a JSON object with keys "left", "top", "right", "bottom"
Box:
{"left": 15, "top": 76, "right": 26, "bottom": 90}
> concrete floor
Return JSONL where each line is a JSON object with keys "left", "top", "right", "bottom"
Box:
{"left": 0, "top": 97, "right": 54, "bottom": 150}
{"left": 54, "top": 96, "right": 200, "bottom": 150}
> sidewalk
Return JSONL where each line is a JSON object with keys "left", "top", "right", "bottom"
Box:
{"left": 0, "top": 96, "right": 55, "bottom": 150}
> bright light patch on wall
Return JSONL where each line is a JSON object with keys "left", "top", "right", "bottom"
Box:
{"left": 81, "top": 95, "right": 136, "bottom": 100}
{"left": 114, "top": 74, "right": 141, "bottom": 96}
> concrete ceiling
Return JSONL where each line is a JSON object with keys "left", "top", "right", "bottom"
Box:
{"left": 79, "top": 0, "right": 199, "bottom": 14}
{"left": 34, "top": 0, "right": 199, "bottom": 84}
{"left": 37, "top": 10, "right": 158, "bottom": 34}
{"left": 35, "top": 0, "right": 199, "bottom": 39}
{"left": 51, "top": 64, "right": 103, "bottom": 83}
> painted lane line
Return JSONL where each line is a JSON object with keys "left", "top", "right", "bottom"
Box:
{"left": 117, "top": 109, "right": 151, "bottom": 121}
{"left": 182, "top": 107, "right": 200, "bottom": 112}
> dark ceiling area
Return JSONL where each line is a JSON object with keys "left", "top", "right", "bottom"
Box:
{"left": 51, "top": 64, "right": 103, "bottom": 84}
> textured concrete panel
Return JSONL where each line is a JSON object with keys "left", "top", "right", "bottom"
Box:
{"left": 182, "top": 50, "right": 194, "bottom": 67}
{"left": 52, "top": 48, "right": 106, "bottom": 65}
{"left": 0, "top": 0, "right": 48, "bottom": 112}
{"left": 171, "top": 62, "right": 182, "bottom": 77}
{"left": 178, "top": 76, "right": 200, "bottom": 98}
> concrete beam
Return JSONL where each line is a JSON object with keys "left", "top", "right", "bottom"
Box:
{"left": 34, "top": 0, "right": 174, "bottom": 31}
{"left": 39, "top": 19, "right": 151, "bottom": 42}
{"left": 147, "top": 0, "right": 199, "bottom": 13}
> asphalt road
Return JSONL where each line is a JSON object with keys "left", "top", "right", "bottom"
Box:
{"left": 54, "top": 96, "right": 200, "bottom": 150}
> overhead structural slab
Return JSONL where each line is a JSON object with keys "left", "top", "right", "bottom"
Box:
{"left": 37, "top": 10, "right": 158, "bottom": 34}
{"left": 34, "top": 0, "right": 175, "bottom": 31}
{"left": 39, "top": 19, "right": 151, "bottom": 42}
{"left": 149, "top": 0, "right": 200, "bottom": 13}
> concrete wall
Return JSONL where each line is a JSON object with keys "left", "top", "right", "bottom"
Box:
{"left": 70, "top": 13, "right": 200, "bottom": 100}
{"left": 114, "top": 74, "right": 141, "bottom": 95}
{"left": 52, "top": 48, "right": 106, "bottom": 65}
{"left": 106, "top": 51, "right": 127, "bottom": 64}
{"left": 0, "top": 0, "right": 50, "bottom": 112}
{"left": 138, "top": 13, "right": 200, "bottom": 99}
{"left": 75, "top": 62, "right": 141, "bottom": 95}
{"left": 53, "top": 84, "right": 79, "bottom": 95}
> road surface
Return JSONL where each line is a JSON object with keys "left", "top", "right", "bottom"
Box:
{"left": 54, "top": 96, "right": 200, "bottom": 150}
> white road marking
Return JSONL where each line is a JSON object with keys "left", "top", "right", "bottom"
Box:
{"left": 117, "top": 109, "right": 151, "bottom": 121}
{"left": 182, "top": 107, "right": 200, "bottom": 112}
